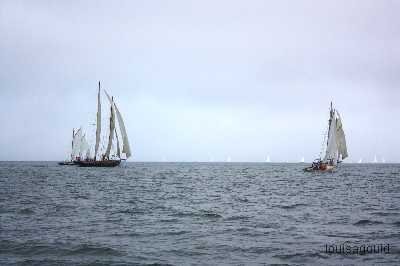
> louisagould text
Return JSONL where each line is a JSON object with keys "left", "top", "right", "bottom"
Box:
{"left": 325, "top": 243, "right": 390, "bottom": 255}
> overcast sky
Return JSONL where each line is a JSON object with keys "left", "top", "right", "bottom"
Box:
{"left": 1, "top": 0, "right": 399, "bottom": 162}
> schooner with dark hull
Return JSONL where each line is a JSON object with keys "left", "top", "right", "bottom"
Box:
{"left": 77, "top": 82, "right": 131, "bottom": 167}
{"left": 304, "top": 102, "right": 348, "bottom": 172}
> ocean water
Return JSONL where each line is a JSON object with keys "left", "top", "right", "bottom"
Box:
{"left": 0, "top": 162, "right": 399, "bottom": 265}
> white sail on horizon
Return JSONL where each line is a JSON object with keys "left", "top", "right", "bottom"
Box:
{"left": 335, "top": 111, "right": 348, "bottom": 160}
{"left": 79, "top": 133, "right": 89, "bottom": 158}
{"left": 104, "top": 98, "right": 116, "bottom": 159}
{"left": 323, "top": 104, "right": 348, "bottom": 164}
{"left": 94, "top": 83, "right": 101, "bottom": 160}
{"left": 72, "top": 128, "right": 82, "bottom": 159}
{"left": 104, "top": 90, "right": 131, "bottom": 159}
{"left": 324, "top": 111, "right": 338, "bottom": 163}
{"left": 115, "top": 128, "right": 121, "bottom": 158}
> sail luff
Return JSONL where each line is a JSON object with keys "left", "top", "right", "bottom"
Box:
{"left": 94, "top": 82, "right": 102, "bottom": 160}
{"left": 104, "top": 90, "right": 131, "bottom": 158}
{"left": 105, "top": 97, "right": 115, "bottom": 159}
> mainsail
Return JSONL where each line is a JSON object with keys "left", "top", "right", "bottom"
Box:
{"left": 324, "top": 112, "right": 338, "bottom": 163}
{"left": 72, "top": 128, "right": 82, "bottom": 159}
{"left": 323, "top": 103, "right": 348, "bottom": 163}
{"left": 105, "top": 98, "right": 116, "bottom": 159}
{"left": 115, "top": 128, "right": 121, "bottom": 158}
{"left": 79, "top": 134, "right": 89, "bottom": 158}
{"left": 104, "top": 90, "right": 131, "bottom": 158}
{"left": 335, "top": 111, "right": 348, "bottom": 160}
{"left": 94, "top": 82, "right": 102, "bottom": 160}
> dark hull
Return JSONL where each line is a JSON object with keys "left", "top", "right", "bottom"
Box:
{"left": 77, "top": 160, "right": 121, "bottom": 167}
{"left": 303, "top": 165, "right": 336, "bottom": 172}
{"left": 58, "top": 161, "right": 75, "bottom": 166}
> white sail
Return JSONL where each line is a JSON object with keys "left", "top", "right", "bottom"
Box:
{"left": 324, "top": 111, "right": 338, "bottom": 163}
{"left": 335, "top": 111, "right": 348, "bottom": 160}
{"left": 85, "top": 148, "right": 91, "bottom": 159}
{"left": 72, "top": 128, "right": 82, "bottom": 158}
{"left": 104, "top": 91, "right": 131, "bottom": 158}
{"left": 79, "top": 134, "right": 89, "bottom": 157}
{"left": 70, "top": 128, "right": 75, "bottom": 161}
{"left": 115, "top": 128, "right": 121, "bottom": 158}
{"left": 105, "top": 98, "right": 116, "bottom": 159}
{"left": 94, "top": 82, "right": 101, "bottom": 160}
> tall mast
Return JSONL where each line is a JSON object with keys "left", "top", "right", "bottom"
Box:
{"left": 94, "top": 81, "right": 102, "bottom": 160}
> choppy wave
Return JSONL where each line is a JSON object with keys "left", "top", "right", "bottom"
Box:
{"left": 0, "top": 240, "right": 122, "bottom": 257}
{"left": 392, "top": 221, "right": 400, "bottom": 227}
{"left": 278, "top": 203, "right": 308, "bottom": 209}
{"left": 353, "top": 219, "right": 384, "bottom": 226}
{"left": 18, "top": 208, "right": 35, "bottom": 215}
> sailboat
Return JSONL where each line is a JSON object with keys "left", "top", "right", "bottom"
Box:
{"left": 304, "top": 102, "right": 348, "bottom": 172}
{"left": 373, "top": 155, "right": 378, "bottom": 163}
{"left": 77, "top": 82, "right": 131, "bottom": 167}
{"left": 58, "top": 128, "right": 87, "bottom": 165}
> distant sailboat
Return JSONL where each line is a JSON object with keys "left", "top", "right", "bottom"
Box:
{"left": 373, "top": 155, "right": 378, "bottom": 163}
{"left": 358, "top": 158, "right": 363, "bottom": 164}
{"left": 304, "top": 102, "right": 348, "bottom": 172}
{"left": 226, "top": 156, "right": 232, "bottom": 162}
{"left": 265, "top": 156, "right": 271, "bottom": 163}
{"left": 77, "top": 82, "right": 131, "bottom": 167}
{"left": 300, "top": 157, "right": 305, "bottom": 163}
{"left": 381, "top": 157, "right": 386, "bottom": 163}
